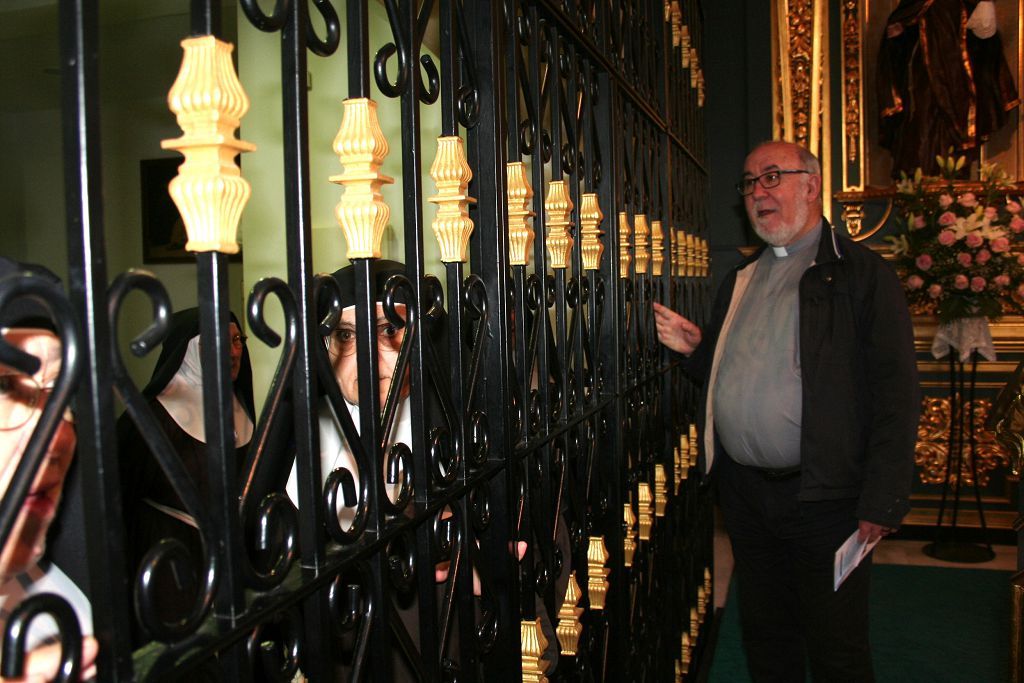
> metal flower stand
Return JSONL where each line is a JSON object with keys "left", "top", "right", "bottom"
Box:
{"left": 924, "top": 320, "right": 996, "bottom": 563}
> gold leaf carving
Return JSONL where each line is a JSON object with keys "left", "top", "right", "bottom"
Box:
{"left": 914, "top": 397, "right": 1010, "bottom": 487}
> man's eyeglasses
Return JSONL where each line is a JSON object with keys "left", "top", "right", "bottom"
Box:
{"left": 735, "top": 169, "right": 810, "bottom": 196}
{"left": 0, "top": 373, "right": 46, "bottom": 431}
{"left": 326, "top": 323, "right": 404, "bottom": 359}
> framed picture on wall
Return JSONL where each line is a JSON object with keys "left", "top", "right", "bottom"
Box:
{"left": 139, "top": 157, "right": 242, "bottom": 264}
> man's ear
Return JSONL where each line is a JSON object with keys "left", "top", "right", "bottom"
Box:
{"left": 806, "top": 173, "right": 823, "bottom": 202}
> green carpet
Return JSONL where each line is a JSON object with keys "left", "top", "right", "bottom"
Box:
{"left": 707, "top": 564, "right": 1012, "bottom": 682}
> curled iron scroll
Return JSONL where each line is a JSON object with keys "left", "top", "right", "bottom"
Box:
{"left": 238, "top": 276, "right": 300, "bottom": 590}
{"left": 108, "top": 270, "right": 217, "bottom": 641}
{"left": 1, "top": 594, "right": 82, "bottom": 683}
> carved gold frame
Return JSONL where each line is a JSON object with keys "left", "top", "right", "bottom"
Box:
{"left": 775, "top": 0, "right": 1024, "bottom": 238}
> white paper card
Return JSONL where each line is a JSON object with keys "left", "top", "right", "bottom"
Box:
{"left": 833, "top": 530, "right": 880, "bottom": 591}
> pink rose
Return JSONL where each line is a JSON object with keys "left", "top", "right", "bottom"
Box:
{"left": 1008, "top": 200, "right": 1022, "bottom": 214}
{"left": 1010, "top": 216, "right": 1024, "bottom": 233}
{"left": 984, "top": 206, "right": 999, "bottom": 220}
{"left": 970, "top": 276, "right": 987, "bottom": 293}
{"left": 939, "top": 193, "right": 954, "bottom": 209}
{"left": 928, "top": 284, "right": 943, "bottom": 299}
{"left": 915, "top": 254, "right": 933, "bottom": 271}
{"left": 994, "top": 274, "right": 1011, "bottom": 288}
{"left": 938, "top": 229, "right": 957, "bottom": 246}
{"left": 906, "top": 275, "right": 924, "bottom": 290}
{"left": 957, "top": 252, "right": 973, "bottom": 267}
{"left": 991, "top": 237, "right": 1011, "bottom": 253}
{"left": 912, "top": 214, "right": 927, "bottom": 229}
{"left": 965, "top": 232, "right": 983, "bottom": 248}
{"left": 975, "top": 249, "right": 991, "bottom": 264}
{"left": 958, "top": 192, "right": 978, "bottom": 207}
{"left": 938, "top": 211, "right": 957, "bottom": 226}
{"left": 954, "top": 274, "right": 970, "bottom": 290}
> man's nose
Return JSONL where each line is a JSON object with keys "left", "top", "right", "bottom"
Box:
{"left": 750, "top": 179, "right": 770, "bottom": 200}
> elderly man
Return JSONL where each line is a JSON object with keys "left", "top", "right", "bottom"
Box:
{"left": 654, "top": 141, "right": 919, "bottom": 682}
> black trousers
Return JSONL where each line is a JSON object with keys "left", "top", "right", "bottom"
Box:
{"left": 717, "top": 454, "right": 874, "bottom": 683}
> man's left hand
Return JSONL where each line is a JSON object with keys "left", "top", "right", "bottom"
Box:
{"left": 858, "top": 520, "right": 896, "bottom": 544}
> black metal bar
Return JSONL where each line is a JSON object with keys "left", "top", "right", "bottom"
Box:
{"left": 58, "top": 0, "right": 135, "bottom": 678}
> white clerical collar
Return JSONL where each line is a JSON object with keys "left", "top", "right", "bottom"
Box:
{"left": 770, "top": 220, "right": 822, "bottom": 258}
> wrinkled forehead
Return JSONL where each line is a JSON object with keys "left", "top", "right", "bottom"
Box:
{"left": 0, "top": 327, "right": 61, "bottom": 387}
{"left": 743, "top": 143, "right": 801, "bottom": 177}
{"left": 338, "top": 303, "right": 409, "bottom": 324}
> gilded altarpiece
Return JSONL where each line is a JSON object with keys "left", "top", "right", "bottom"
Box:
{"left": 772, "top": 0, "right": 1024, "bottom": 532}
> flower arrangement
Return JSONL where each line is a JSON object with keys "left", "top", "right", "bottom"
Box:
{"left": 886, "top": 155, "right": 1024, "bottom": 323}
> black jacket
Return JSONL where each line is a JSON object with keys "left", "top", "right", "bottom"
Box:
{"left": 686, "top": 221, "right": 920, "bottom": 528}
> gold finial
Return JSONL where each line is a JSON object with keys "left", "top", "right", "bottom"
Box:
{"left": 161, "top": 36, "right": 255, "bottom": 255}
{"left": 544, "top": 180, "right": 574, "bottom": 269}
{"left": 688, "top": 424, "right": 699, "bottom": 468}
{"left": 587, "top": 536, "right": 610, "bottom": 610}
{"left": 580, "top": 193, "right": 606, "bottom": 271}
{"left": 676, "top": 230, "right": 686, "bottom": 277}
{"left": 556, "top": 572, "right": 584, "bottom": 655}
{"left": 618, "top": 212, "right": 632, "bottom": 279}
{"left": 428, "top": 136, "right": 476, "bottom": 263}
{"left": 623, "top": 503, "right": 637, "bottom": 568}
{"left": 654, "top": 464, "right": 667, "bottom": 517}
{"left": 651, "top": 220, "right": 664, "bottom": 276}
{"left": 507, "top": 161, "right": 536, "bottom": 267}
{"left": 330, "top": 98, "right": 395, "bottom": 259}
{"left": 637, "top": 482, "right": 653, "bottom": 541}
{"left": 634, "top": 214, "right": 650, "bottom": 274}
{"left": 521, "top": 619, "right": 550, "bottom": 683}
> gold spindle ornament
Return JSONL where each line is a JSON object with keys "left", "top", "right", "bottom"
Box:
{"left": 654, "top": 464, "right": 667, "bottom": 517}
{"left": 556, "top": 571, "right": 584, "bottom": 655}
{"left": 618, "top": 212, "right": 632, "bottom": 279}
{"left": 678, "top": 432, "right": 689, "bottom": 484}
{"left": 161, "top": 36, "right": 255, "bottom": 255}
{"left": 651, "top": 220, "right": 664, "bottom": 276}
{"left": 521, "top": 619, "right": 550, "bottom": 683}
{"left": 623, "top": 502, "right": 637, "bottom": 567}
{"left": 690, "top": 50, "right": 700, "bottom": 87}
{"left": 675, "top": 659, "right": 684, "bottom": 683}
{"left": 664, "top": 0, "right": 672, "bottom": 23}
{"left": 685, "top": 233, "right": 697, "bottom": 279}
{"left": 670, "top": 2, "right": 682, "bottom": 47}
{"left": 681, "top": 26, "right": 692, "bottom": 68}
{"left": 674, "top": 444, "right": 684, "bottom": 492}
{"left": 544, "top": 180, "right": 574, "bottom": 269}
{"left": 637, "top": 482, "right": 653, "bottom": 541}
{"left": 689, "top": 606, "right": 699, "bottom": 639}
{"left": 580, "top": 193, "right": 606, "bottom": 271}
{"left": 681, "top": 632, "right": 692, "bottom": 671}
{"left": 676, "top": 230, "right": 687, "bottom": 278}
{"left": 506, "top": 161, "right": 536, "bottom": 267}
{"left": 688, "top": 424, "right": 699, "bottom": 468}
{"left": 634, "top": 214, "right": 650, "bottom": 274}
{"left": 697, "top": 585, "right": 707, "bottom": 618}
{"left": 701, "top": 237, "right": 710, "bottom": 277}
{"left": 330, "top": 98, "right": 395, "bottom": 259}
{"left": 697, "top": 69, "right": 706, "bottom": 107}
{"left": 704, "top": 567, "right": 712, "bottom": 596}
{"left": 428, "top": 136, "right": 476, "bottom": 263}
{"left": 587, "top": 536, "right": 610, "bottom": 609}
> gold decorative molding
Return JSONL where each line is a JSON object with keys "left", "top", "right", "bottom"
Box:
{"left": 580, "top": 193, "right": 605, "bottom": 271}
{"left": 637, "top": 482, "right": 653, "bottom": 541}
{"left": 330, "top": 97, "right": 394, "bottom": 259}
{"left": 544, "top": 180, "right": 574, "bottom": 270}
{"left": 915, "top": 397, "right": 1010, "bottom": 487}
{"left": 771, "top": 0, "right": 832, "bottom": 221}
{"left": 161, "top": 36, "right": 255, "bottom": 255}
{"left": 840, "top": 0, "right": 863, "bottom": 176}
{"left": 618, "top": 212, "right": 632, "bottom": 279}
{"left": 506, "top": 162, "right": 536, "bottom": 267}
{"left": 428, "top": 136, "right": 476, "bottom": 263}
{"left": 654, "top": 464, "right": 667, "bottom": 517}
{"left": 556, "top": 571, "right": 583, "bottom": 655}
{"left": 651, "top": 220, "right": 664, "bottom": 276}
{"left": 586, "top": 536, "right": 610, "bottom": 610}
{"left": 634, "top": 214, "right": 650, "bottom": 274}
{"left": 623, "top": 502, "right": 637, "bottom": 567}
{"left": 521, "top": 618, "right": 550, "bottom": 683}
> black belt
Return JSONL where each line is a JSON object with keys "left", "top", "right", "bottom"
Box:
{"left": 747, "top": 464, "right": 801, "bottom": 482}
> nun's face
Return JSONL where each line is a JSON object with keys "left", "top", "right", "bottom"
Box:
{"left": 0, "top": 329, "right": 75, "bottom": 579}
{"left": 228, "top": 322, "right": 243, "bottom": 382}
{"left": 328, "top": 304, "right": 408, "bottom": 407}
